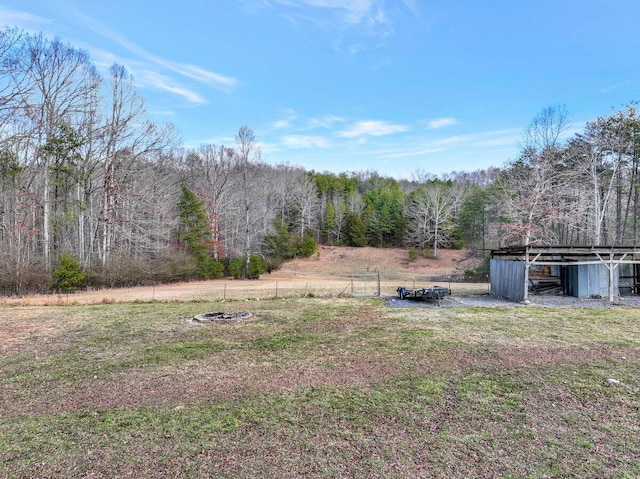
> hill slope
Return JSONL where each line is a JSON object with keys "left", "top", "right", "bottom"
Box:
{"left": 280, "top": 246, "right": 471, "bottom": 277}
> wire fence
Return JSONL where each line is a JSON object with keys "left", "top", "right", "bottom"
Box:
{"left": 0, "top": 273, "right": 490, "bottom": 306}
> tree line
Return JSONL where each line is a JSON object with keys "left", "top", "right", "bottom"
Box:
{"left": 1, "top": 27, "right": 639, "bottom": 294}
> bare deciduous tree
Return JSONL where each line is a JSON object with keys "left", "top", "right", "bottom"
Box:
{"left": 406, "top": 181, "right": 463, "bottom": 258}
{"left": 235, "top": 126, "right": 261, "bottom": 274}
{"left": 290, "top": 173, "right": 319, "bottom": 239}
{"left": 100, "top": 63, "right": 176, "bottom": 265}
{"left": 21, "top": 34, "right": 101, "bottom": 270}
{"left": 497, "top": 105, "right": 570, "bottom": 246}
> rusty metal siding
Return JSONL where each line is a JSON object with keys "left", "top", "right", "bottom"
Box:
{"left": 490, "top": 259, "right": 526, "bottom": 302}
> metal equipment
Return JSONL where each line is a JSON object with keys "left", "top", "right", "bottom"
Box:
{"left": 396, "top": 285, "right": 450, "bottom": 303}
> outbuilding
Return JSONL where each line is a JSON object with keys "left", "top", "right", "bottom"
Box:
{"left": 490, "top": 245, "right": 640, "bottom": 302}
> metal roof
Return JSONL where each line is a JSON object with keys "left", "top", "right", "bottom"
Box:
{"left": 491, "top": 245, "right": 640, "bottom": 265}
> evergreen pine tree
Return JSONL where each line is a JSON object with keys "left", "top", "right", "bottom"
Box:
{"left": 176, "top": 185, "right": 223, "bottom": 279}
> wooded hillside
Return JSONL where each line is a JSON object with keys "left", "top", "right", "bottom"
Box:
{"left": 1, "top": 28, "right": 639, "bottom": 294}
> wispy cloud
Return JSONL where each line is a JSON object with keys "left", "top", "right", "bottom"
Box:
{"left": 271, "top": 108, "right": 298, "bottom": 130}
{"left": 400, "top": 0, "right": 420, "bottom": 16}
{"left": 139, "top": 71, "right": 207, "bottom": 105}
{"left": 599, "top": 83, "right": 624, "bottom": 93}
{"left": 338, "top": 120, "right": 408, "bottom": 138}
{"left": 273, "top": 119, "right": 291, "bottom": 129}
{"left": 170, "top": 63, "right": 238, "bottom": 93}
{"left": 0, "top": 7, "right": 52, "bottom": 32}
{"left": 8, "top": 3, "right": 238, "bottom": 103}
{"left": 282, "top": 135, "right": 331, "bottom": 148}
{"left": 3, "top": 5, "right": 239, "bottom": 102}
{"left": 272, "top": 112, "right": 345, "bottom": 132}
{"left": 264, "top": 0, "right": 419, "bottom": 50}
{"left": 272, "top": 0, "right": 380, "bottom": 27}
{"left": 82, "top": 19, "right": 239, "bottom": 94}
{"left": 437, "top": 128, "right": 521, "bottom": 147}
{"left": 378, "top": 128, "right": 521, "bottom": 159}
{"left": 427, "top": 117, "right": 457, "bottom": 129}
{"left": 304, "top": 114, "right": 345, "bottom": 129}
{"left": 376, "top": 147, "right": 446, "bottom": 160}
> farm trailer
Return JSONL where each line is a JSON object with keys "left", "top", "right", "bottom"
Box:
{"left": 396, "top": 285, "right": 450, "bottom": 303}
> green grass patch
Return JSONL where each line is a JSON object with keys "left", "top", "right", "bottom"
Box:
{"left": 251, "top": 332, "right": 323, "bottom": 351}
{"left": 1, "top": 298, "right": 639, "bottom": 478}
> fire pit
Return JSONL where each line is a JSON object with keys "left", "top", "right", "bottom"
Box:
{"left": 191, "top": 311, "right": 254, "bottom": 323}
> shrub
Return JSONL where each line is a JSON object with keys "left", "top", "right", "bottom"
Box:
{"left": 52, "top": 253, "right": 86, "bottom": 292}
{"left": 227, "top": 258, "right": 244, "bottom": 279}
{"left": 0, "top": 259, "right": 48, "bottom": 295}
{"left": 88, "top": 253, "right": 201, "bottom": 288}
{"left": 263, "top": 219, "right": 296, "bottom": 263}
{"left": 296, "top": 233, "right": 318, "bottom": 257}
{"left": 247, "top": 254, "right": 262, "bottom": 280}
{"left": 197, "top": 256, "right": 224, "bottom": 280}
{"left": 463, "top": 255, "right": 490, "bottom": 281}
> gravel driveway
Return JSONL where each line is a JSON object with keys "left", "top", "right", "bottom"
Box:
{"left": 386, "top": 292, "right": 640, "bottom": 308}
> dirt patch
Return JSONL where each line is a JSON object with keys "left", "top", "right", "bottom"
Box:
{"left": 286, "top": 245, "right": 469, "bottom": 277}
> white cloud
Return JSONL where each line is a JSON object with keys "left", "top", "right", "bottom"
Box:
{"left": 271, "top": 108, "right": 298, "bottom": 130}
{"left": 400, "top": 0, "right": 420, "bottom": 16}
{"left": 428, "top": 117, "right": 458, "bottom": 129}
{"left": 267, "top": 0, "right": 419, "bottom": 48}
{"left": 338, "top": 120, "right": 408, "bottom": 138}
{"left": 378, "top": 128, "right": 521, "bottom": 160}
{"left": 272, "top": 113, "right": 345, "bottom": 132}
{"left": 76, "top": 11, "right": 239, "bottom": 94}
{"left": 273, "top": 0, "right": 377, "bottom": 26}
{"left": 139, "top": 71, "right": 207, "bottom": 105}
{"left": 246, "top": 0, "right": 421, "bottom": 55}
{"left": 273, "top": 119, "right": 291, "bottom": 129}
{"left": 0, "top": 7, "right": 52, "bottom": 32}
{"left": 305, "top": 114, "right": 345, "bottom": 129}
{"left": 170, "top": 63, "right": 239, "bottom": 93}
{"left": 282, "top": 135, "right": 330, "bottom": 148}
{"left": 429, "top": 128, "right": 521, "bottom": 148}
{"left": 378, "top": 147, "right": 446, "bottom": 160}
{"left": 150, "top": 109, "right": 176, "bottom": 116}
{"left": 599, "top": 83, "right": 624, "bottom": 93}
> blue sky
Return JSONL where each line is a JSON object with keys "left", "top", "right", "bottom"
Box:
{"left": 2, "top": 1, "right": 639, "bottom": 178}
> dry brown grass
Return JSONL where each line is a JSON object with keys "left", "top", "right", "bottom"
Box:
{"left": 0, "top": 246, "right": 481, "bottom": 306}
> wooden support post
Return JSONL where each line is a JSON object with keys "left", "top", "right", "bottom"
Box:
{"left": 523, "top": 262, "right": 529, "bottom": 302}
{"left": 609, "top": 252, "right": 615, "bottom": 303}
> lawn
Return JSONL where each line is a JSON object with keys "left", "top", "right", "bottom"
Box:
{"left": 1, "top": 298, "right": 638, "bottom": 478}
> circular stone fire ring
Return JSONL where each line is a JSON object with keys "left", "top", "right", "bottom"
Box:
{"left": 192, "top": 311, "right": 254, "bottom": 323}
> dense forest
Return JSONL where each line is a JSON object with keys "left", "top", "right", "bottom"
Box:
{"left": 1, "top": 28, "right": 640, "bottom": 294}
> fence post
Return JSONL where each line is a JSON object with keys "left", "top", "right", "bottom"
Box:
{"left": 275, "top": 281, "right": 278, "bottom": 299}
{"left": 377, "top": 271, "right": 381, "bottom": 296}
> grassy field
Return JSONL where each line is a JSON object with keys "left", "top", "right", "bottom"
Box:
{"left": 1, "top": 297, "right": 639, "bottom": 478}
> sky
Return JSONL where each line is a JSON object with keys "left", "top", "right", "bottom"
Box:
{"left": 1, "top": 1, "right": 639, "bottom": 179}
